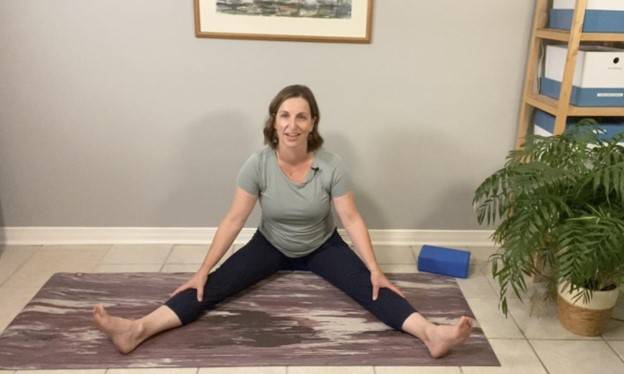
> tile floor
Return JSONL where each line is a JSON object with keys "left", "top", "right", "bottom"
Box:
{"left": 0, "top": 243, "right": 623, "bottom": 374}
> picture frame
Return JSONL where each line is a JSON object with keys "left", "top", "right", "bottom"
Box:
{"left": 194, "top": 0, "right": 373, "bottom": 43}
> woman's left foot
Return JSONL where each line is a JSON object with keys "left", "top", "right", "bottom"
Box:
{"left": 93, "top": 304, "right": 144, "bottom": 354}
{"left": 424, "top": 316, "right": 473, "bottom": 358}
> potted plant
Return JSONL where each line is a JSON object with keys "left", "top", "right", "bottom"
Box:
{"left": 473, "top": 123, "right": 624, "bottom": 336}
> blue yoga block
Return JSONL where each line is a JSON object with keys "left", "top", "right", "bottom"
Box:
{"left": 417, "top": 245, "right": 471, "bottom": 278}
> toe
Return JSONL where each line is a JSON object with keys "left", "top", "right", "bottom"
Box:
{"left": 459, "top": 316, "right": 472, "bottom": 328}
{"left": 96, "top": 304, "right": 107, "bottom": 316}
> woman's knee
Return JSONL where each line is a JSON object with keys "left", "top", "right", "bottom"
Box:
{"left": 164, "top": 288, "right": 209, "bottom": 325}
{"left": 370, "top": 288, "right": 416, "bottom": 330}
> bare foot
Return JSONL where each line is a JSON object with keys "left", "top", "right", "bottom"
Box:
{"left": 93, "top": 304, "right": 145, "bottom": 354}
{"left": 424, "top": 316, "right": 473, "bottom": 358}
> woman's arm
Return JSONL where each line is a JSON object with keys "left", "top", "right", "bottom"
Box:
{"left": 332, "top": 192, "right": 381, "bottom": 274}
{"left": 171, "top": 187, "right": 257, "bottom": 301}
{"left": 333, "top": 192, "right": 405, "bottom": 300}
{"left": 197, "top": 187, "right": 258, "bottom": 276}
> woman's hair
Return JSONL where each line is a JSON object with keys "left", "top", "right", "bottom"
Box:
{"left": 263, "top": 84, "right": 324, "bottom": 152}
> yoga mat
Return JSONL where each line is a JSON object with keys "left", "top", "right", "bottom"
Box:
{"left": 0, "top": 272, "right": 499, "bottom": 369}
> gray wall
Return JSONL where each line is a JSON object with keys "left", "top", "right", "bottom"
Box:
{"left": 0, "top": 0, "right": 533, "bottom": 229}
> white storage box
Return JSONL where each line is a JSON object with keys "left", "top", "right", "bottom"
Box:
{"left": 550, "top": 0, "right": 624, "bottom": 32}
{"left": 540, "top": 44, "right": 624, "bottom": 107}
{"left": 533, "top": 109, "right": 624, "bottom": 145}
{"left": 533, "top": 109, "right": 624, "bottom": 146}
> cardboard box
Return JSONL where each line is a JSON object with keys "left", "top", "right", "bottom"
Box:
{"left": 550, "top": 0, "right": 624, "bottom": 32}
{"left": 533, "top": 109, "right": 624, "bottom": 144}
{"left": 540, "top": 44, "right": 624, "bottom": 107}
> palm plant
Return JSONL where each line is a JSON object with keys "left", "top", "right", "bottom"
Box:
{"left": 473, "top": 124, "right": 624, "bottom": 316}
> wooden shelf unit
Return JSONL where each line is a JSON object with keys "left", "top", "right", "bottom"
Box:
{"left": 516, "top": 0, "right": 624, "bottom": 148}
{"left": 535, "top": 28, "right": 624, "bottom": 43}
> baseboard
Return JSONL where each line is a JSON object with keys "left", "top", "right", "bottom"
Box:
{"left": 1, "top": 227, "right": 496, "bottom": 247}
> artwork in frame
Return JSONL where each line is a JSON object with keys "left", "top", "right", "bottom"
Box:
{"left": 194, "top": 0, "right": 373, "bottom": 43}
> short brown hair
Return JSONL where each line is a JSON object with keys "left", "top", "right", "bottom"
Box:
{"left": 263, "top": 84, "right": 324, "bottom": 152}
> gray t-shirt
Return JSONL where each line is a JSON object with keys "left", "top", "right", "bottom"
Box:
{"left": 236, "top": 147, "right": 351, "bottom": 257}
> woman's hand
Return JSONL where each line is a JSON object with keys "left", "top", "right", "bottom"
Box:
{"left": 170, "top": 271, "right": 209, "bottom": 302}
{"left": 370, "top": 270, "right": 406, "bottom": 300}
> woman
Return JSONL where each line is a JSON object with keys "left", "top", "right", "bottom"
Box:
{"left": 93, "top": 84, "right": 473, "bottom": 358}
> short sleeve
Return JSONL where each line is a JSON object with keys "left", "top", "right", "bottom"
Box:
{"left": 330, "top": 157, "right": 351, "bottom": 198}
{"left": 236, "top": 153, "right": 260, "bottom": 196}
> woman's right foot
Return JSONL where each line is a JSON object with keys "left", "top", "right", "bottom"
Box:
{"left": 424, "top": 316, "right": 473, "bottom": 358}
{"left": 93, "top": 304, "right": 145, "bottom": 354}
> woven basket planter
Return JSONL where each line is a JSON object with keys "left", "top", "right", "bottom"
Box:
{"left": 557, "top": 283, "right": 619, "bottom": 336}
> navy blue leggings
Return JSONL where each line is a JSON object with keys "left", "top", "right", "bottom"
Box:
{"left": 165, "top": 229, "right": 416, "bottom": 330}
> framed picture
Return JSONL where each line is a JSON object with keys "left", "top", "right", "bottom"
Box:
{"left": 194, "top": 0, "right": 373, "bottom": 43}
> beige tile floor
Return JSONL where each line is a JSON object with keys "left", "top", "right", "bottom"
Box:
{"left": 0, "top": 243, "right": 623, "bottom": 374}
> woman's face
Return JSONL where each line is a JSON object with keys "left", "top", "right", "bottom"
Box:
{"left": 274, "top": 97, "right": 315, "bottom": 151}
